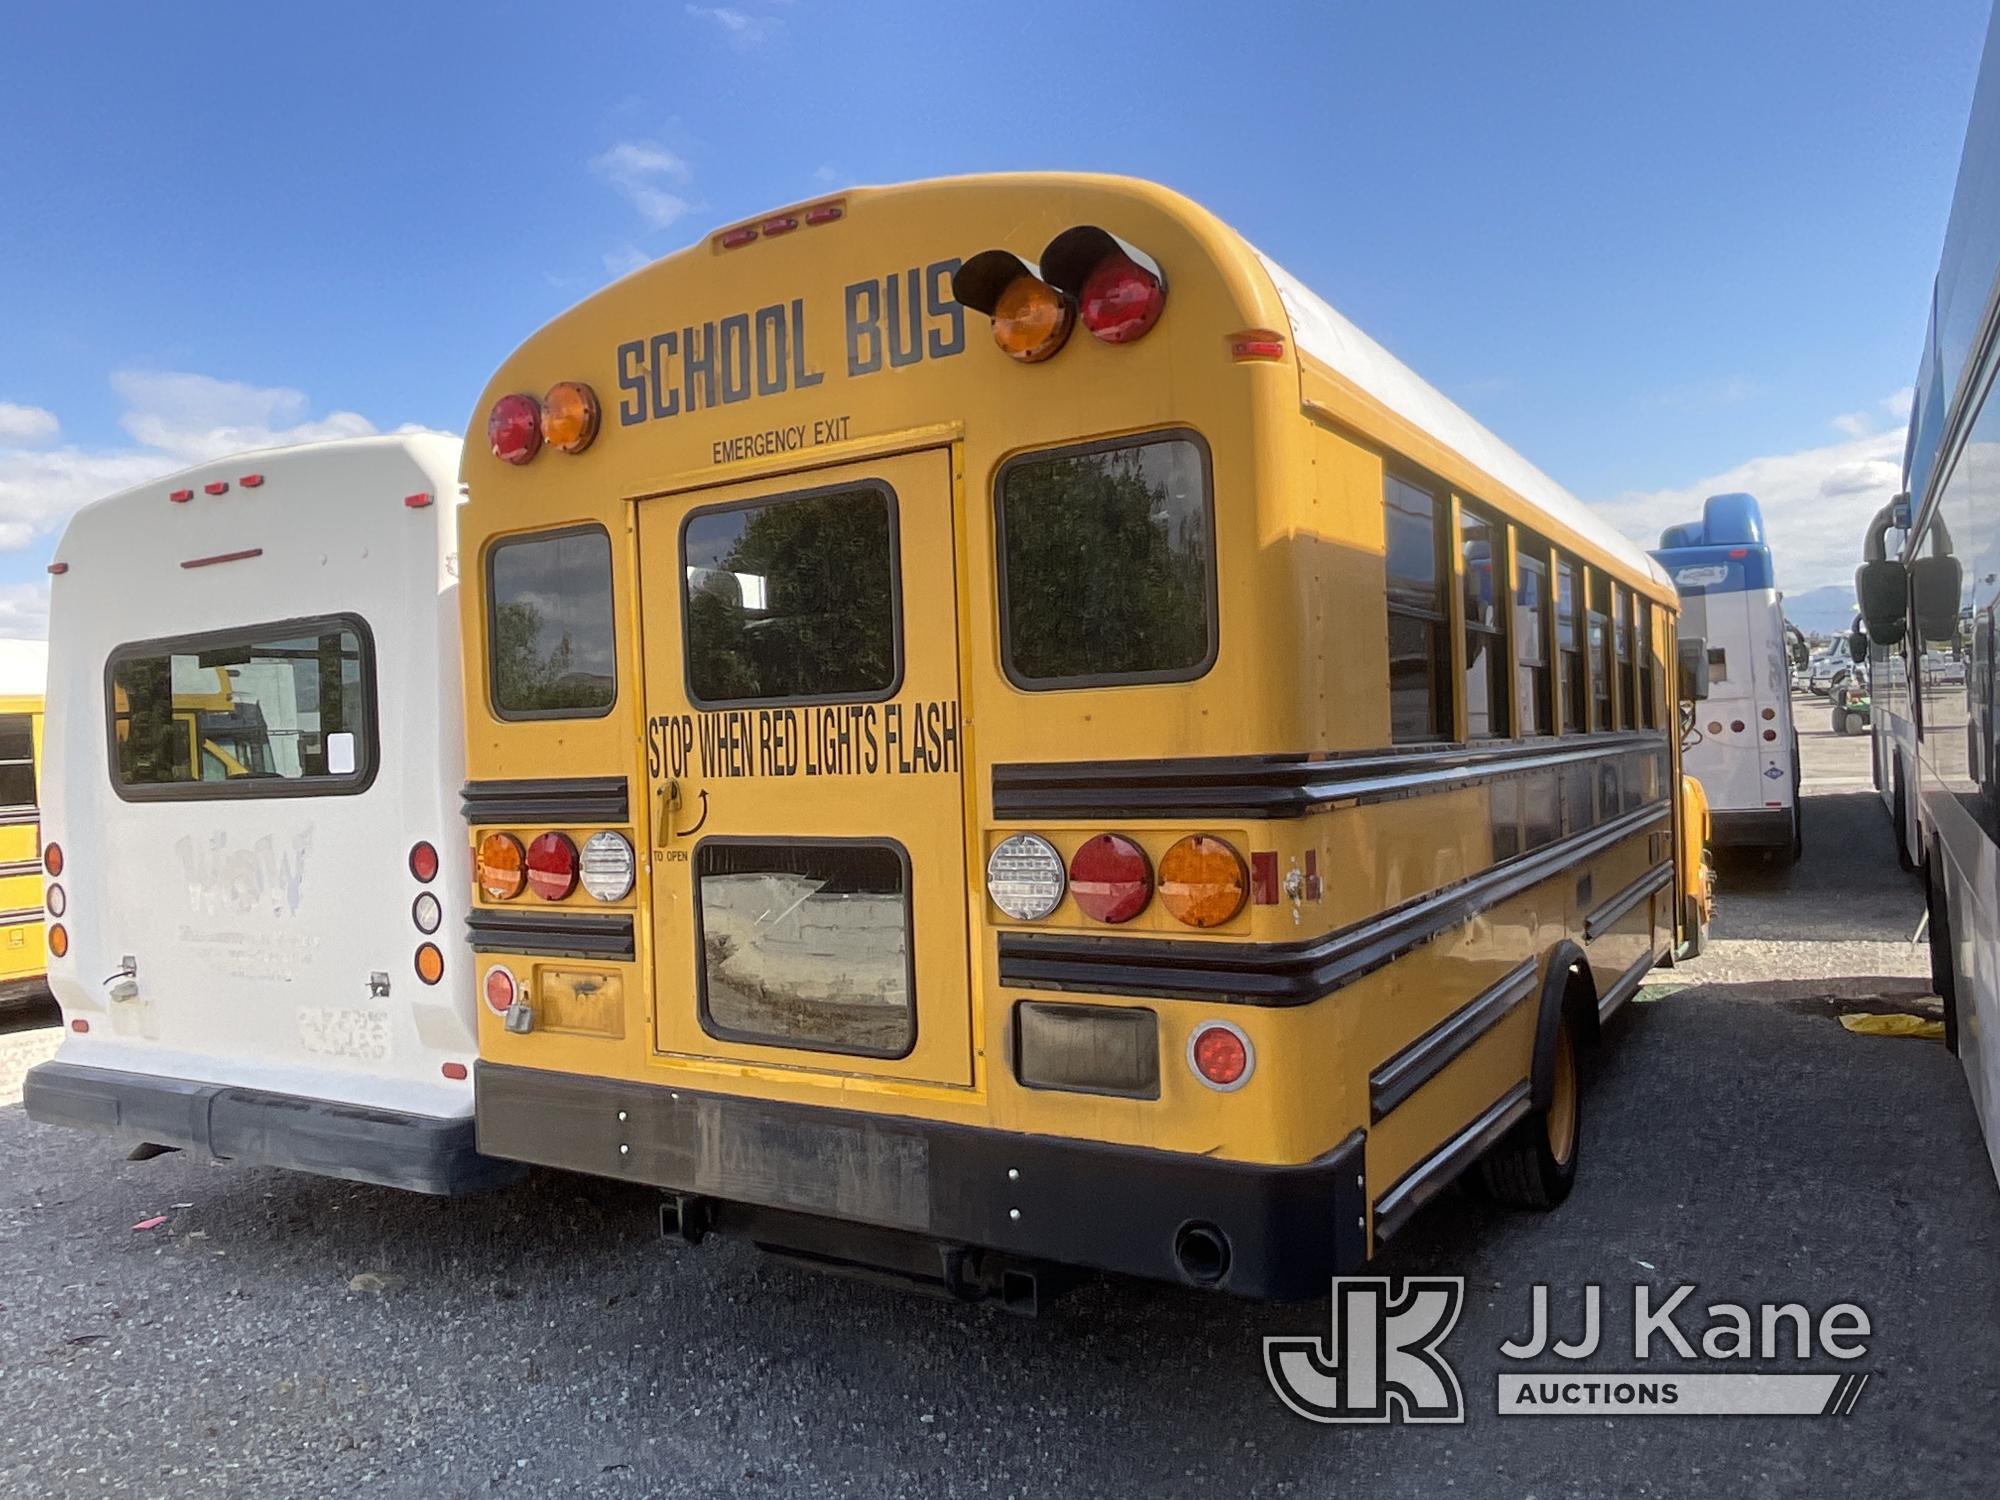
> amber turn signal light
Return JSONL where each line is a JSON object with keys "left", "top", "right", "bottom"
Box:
{"left": 1159, "top": 835, "right": 1248, "bottom": 928}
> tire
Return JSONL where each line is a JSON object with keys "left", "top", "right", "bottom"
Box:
{"left": 1927, "top": 850, "right": 1961, "bottom": 1056}
{"left": 1843, "top": 710, "right": 1867, "bottom": 736}
{"left": 1479, "top": 1017, "right": 1580, "bottom": 1209}
{"left": 1786, "top": 796, "right": 1804, "bottom": 865}
{"left": 1831, "top": 706, "right": 1849, "bottom": 735}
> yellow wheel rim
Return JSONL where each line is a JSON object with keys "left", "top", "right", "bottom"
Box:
{"left": 1547, "top": 1025, "right": 1578, "bottom": 1165}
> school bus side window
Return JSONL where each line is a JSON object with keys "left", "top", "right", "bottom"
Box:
{"left": 1385, "top": 475, "right": 1450, "bottom": 742}
{"left": 997, "top": 433, "right": 1215, "bottom": 688}
{"left": 1556, "top": 557, "right": 1585, "bottom": 733}
{"left": 487, "top": 525, "right": 616, "bottom": 719}
{"left": 1587, "top": 572, "right": 1614, "bottom": 731}
{"left": 1514, "top": 541, "right": 1554, "bottom": 735}
{"left": 683, "top": 484, "right": 899, "bottom": 705}
{"left": 0, "top": 715, "right": 33, "bottom": 807}
{"left": 1459, "top": 502, "right": 1509, "bottom": 738}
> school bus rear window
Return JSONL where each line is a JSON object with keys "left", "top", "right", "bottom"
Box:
{"left": 998, "top": 434, "right": 1215, "bottom": 687}
{"left": 682, "top": 484, "right": 899, "bottom": 705}
{"left": 488, "top": 525, "right": 616, "bottom": 718}
{"left": 108, "top": 617, "right": 372, "bottom": 798}
{"left": 0, "top": 715, "right": 32, "bottom": 808}
{"left": 696, "top": 840, "right": 914, "bottom": 1058}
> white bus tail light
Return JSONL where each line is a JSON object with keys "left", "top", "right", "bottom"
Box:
{"left": 412, "top": 892, "right": 442, "bottom": 934}
{"left": 580, "top": 831, "right": 635, "bottom": 902}
{"left": 1039, "top": 226, "right": 1167, "bottom": 345}
{"left": 1188, "top": 1021, "right": 1254, "bottom": 1091}
{"left": 952, "top": 252, "right": 1075, "bottom": 364}
{"left": 986, "top": 833, "right": 1066, "bottom": 921}
{"left": 46, "top": 884, "right": 65, "bottom": 918}
{"left": 488, "top": 393, "right": 543, "bottom": 465}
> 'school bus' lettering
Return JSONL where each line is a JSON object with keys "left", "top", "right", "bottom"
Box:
{"left": 614, "top": 261, "right": 964, "bottom": 429}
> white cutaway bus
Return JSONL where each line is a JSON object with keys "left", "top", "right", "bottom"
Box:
{"left": 24, "top": 434, "right": 514, "bottom": 1194}
{"left": 1652, "top": 493, "right": 1802, "bottom": 864}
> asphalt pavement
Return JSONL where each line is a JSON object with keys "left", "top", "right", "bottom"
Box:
{"left": 1, "top": 702, "right": 1994, "bottom": 1498}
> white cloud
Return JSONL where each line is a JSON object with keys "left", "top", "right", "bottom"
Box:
{"left": 590, "top": 140, "right": 694, "bottom": 229}
{"left": 1830, "top": 410, "right": 1873, "bottom": 438}
{"left": 1881, "top": 385, "right": 1915, "bottom": 419}
{"left": 0, "top": 583, "right": 50, "bottom": 640}
{"left": 0, "top": 404, "right": 58, "bottom": 444}
{"left": 1591, "top": 426, "right": 1905, "bottom": 594}
{"left": 686, "top": 5, "right": 781, "bottom": 45}
{"left": 602, "top": 243, "right": 652, "bottom": 279}
{"left": 0, "top": 372, "right": 436, "bottom": 575}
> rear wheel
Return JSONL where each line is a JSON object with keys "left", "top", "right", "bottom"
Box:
{"left": 1892, "top": 758, "right": 1916, "bottom": 872}
{"left": 1927, "top": 851, "right": 1961, "bottom": 1056}
{"left": 1479, "top": 1019, "right": 1580, "bottom": 1209}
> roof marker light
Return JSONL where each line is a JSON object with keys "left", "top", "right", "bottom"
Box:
{"left": 169, "top": 489, "right": 194, "bottom": 504}
{"left": 239, "top": 474, "right": 264, "bottom": 488}
{"left": 720, "top": 226, "right": 758, "bottom": 249}
{"left": 405, "top": 492, "right": 433, "bottom": 509}
{"left": 761, "top": 214, "right": 799, "bottom": 236}
{"left": 46, "top": 562, "right": 67, "bottom": 575}
{"left": 804, "top": 203, "right": 844, "bottom": 225}
{"left": 204, "top": 481, "right": 229, "bottom": 495}
{"left": 181, "top": 548, "right": 264, "bottom": 570}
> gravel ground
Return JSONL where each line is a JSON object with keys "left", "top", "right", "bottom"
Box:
{"left": 1, "top": 701, "right": 1993, "bottom": 1499}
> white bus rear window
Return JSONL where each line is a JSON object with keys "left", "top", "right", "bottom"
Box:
{"left": 108, "top": 617, "right": 374, "bottom": 799}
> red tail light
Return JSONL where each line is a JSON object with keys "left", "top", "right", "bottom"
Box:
{"left": 409, "top": 841, "right": 439, "bottom": 883}
{"left": 488, "top": 394, "right": 543, "bottom": 465}
{"left": 1078, "top": 253, "right": 1166, "bottom": 344}
{"left": 1068, "top": 834, "right": 1153, "bottom": 923}
{"left": 43, "top": 843, "right": 62, "bottom": 877}
{"left": 526, "top": 832, "right": 579, "bottom": 900}
{"left": 1189, "top": 1022, "right": 1253, "bottom": 1090}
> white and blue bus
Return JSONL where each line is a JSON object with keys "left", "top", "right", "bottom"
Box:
{"left": 1653, "top": 493, "right": 1802, "bottom": 863}
{"left": 1861, "top": 0, "right": 2000, "bottom": 1189}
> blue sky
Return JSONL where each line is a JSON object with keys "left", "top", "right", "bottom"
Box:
{"left": 0, "top": 0, "right": 1990, "bottom": 630}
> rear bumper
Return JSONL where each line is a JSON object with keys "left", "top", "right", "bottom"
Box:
{"left": 0, "top": 975, "right": 51, "bottom": 1010}
{"left": 1710, "top": 807, "right": 1793, "bottom": 849}
{"left": 476, "top": 1061, "right": 1368, "bottom": 1299}
{"left": 24, "top": 1060, "right": 521, "bottom": 1197}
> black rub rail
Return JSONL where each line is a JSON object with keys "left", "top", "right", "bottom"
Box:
{"left": 462, "top": 776, "right": 629, "bottom": 826}
{"left": 467, "top": 909, "right": 636, "bottom": 961}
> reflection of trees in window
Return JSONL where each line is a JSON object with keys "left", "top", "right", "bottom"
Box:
{"left": 488, "top": 528, "right": 616, "bottom": 715}
{"left": 684, "top": 489, "right": 896, "bottom": 703}
{"left": 1002, "top": 440, "right": 1212, "bottom": 684}
{"left": 493, "top": 600, "right": 613, "bottom": 712}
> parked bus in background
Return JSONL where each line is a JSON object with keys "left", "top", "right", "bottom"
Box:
{"left": 1859, "top": 2, "right": 2000, "bottom": 1189}
{"left": 1652, "top": 493, "right": 1802, "bottom": 864}
{"left": 0, "top": 638, "right": 49, "bottom": 1011}
{"left": 24, "top": 435, "right": 515, "bottom": 1195}
{"left": 458, "top": 173, "right": 1696, "bottom": 1302}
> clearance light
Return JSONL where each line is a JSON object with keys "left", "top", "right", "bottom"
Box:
{"left": 804, "top": 203, "right": 843, "bottom": 226}
{"left": 761, "top": 214, "right": 798, "bottom": 236}
{"left": 526, "top": 831, "right": 579, "bottom": 901}
{"left": 70, "top": 1018, "right": 89, "bottom": 1034}
{"left": 484, "top": 965, "right": 518, "bottom": 1014}
{"left": 1229, "top": 329, "right": 1287, "bottom": 361}
{"left": 441, "top": 1061, "right": 469, "bottom": 1081}
{"left": 580, "top": 831, "right": 636, "bottom": 902}
{"left": 1067, "top": 834, "right": 1153, "bottom": 924}
{"left": 203, "top": 481, "right": 229, "bottom": 496}
{"left": 478, "top": 832, "right": 527, "bottom": 900}
{"left": 415, "top": 943, "right": 445, "bottom": 986}
{"left": 49, "top": 924, "right": 68, "bottom": 959}
{"left": 720, "top": 226, "right": 758, "bottom": 249}
{"left": 169, "top": 489, "right": 194, "bottom": 504}
{"left": 541, "top": 381, "right": 600, "bottom": 454}
{"left": 46, "top": 562, "right": 67, "bottom": 575}
{"left": 986, "top": 833, "right": 1066, "bottom": 921}
{"left": 1159, "top": 835, "right": 1248, "bottom": 928}
{"left": 1188, "top": 1021, "right": 1254, "bottom": 1091}
{"left": 488, "top": 393, "right": 543, "bottom": 465}
{"left": 239, "top": 474, "right": 264, "bottom": 489}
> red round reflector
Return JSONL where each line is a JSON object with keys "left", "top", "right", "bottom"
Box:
{"left": 483, "top": 966, "right": 517, "bottom": 1014}
{"left": 525, "top": 832, "right": 579, "bottom": 900}
{"left": 409, "top": 841, "right": 439, "bottom": 883}
{"left": 488, "top": 393, "right": 543, "bottom": 465}
{"left": 1190, "top": 1023, "right": 1252, "bottom": 1090}
{"left": 1067, "top": 833, "right": 1153, "bottom": 923}
{"left": 441, "top": 1061, "right": 469, "bottom": 1081}
{"left": 1078, "top": 253, "right": 1166, "bottom": 344}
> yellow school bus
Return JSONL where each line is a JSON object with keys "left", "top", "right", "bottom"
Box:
{"left": 460, "top": 173, "right": 1689, "bottom": 1302}
{"left": 0, "top": 641, "right": 48, "bottom": 1008}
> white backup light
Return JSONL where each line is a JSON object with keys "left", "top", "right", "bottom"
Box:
{"left": 986, "top": 833, "right": 1066, "bottom": 921}
{"left": 580, "top": 831, "right": 636, "bottom": 902}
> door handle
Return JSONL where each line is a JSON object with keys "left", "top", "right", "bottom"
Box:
{"left": 654, "top": 778, "right": 681, "bottom": 847}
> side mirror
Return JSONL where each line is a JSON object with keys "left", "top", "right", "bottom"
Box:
{"left": 1677, "top": 636, "right": 1710, "bottom": 702}
{"left": 1848, "top": 627, "right": 1869, "bottom": 662}
{"left": 1911, "top": 554, "right": 1964, "bottom": 644}
{"left": 1854, "top": 559, "right": 1908, "bottom": 645}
